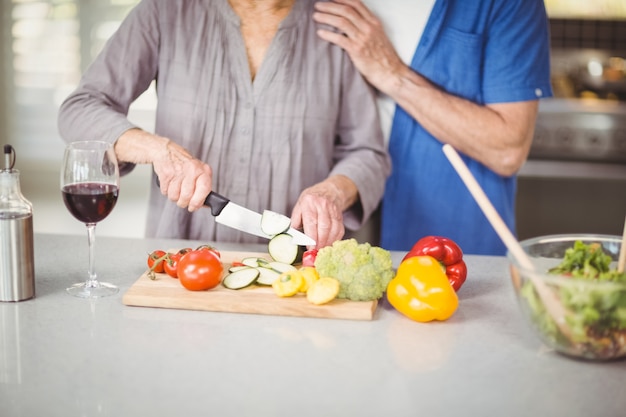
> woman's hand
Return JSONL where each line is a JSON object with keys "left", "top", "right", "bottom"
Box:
{"left": 153, "top": 141, "right": 213, "bottom": 212}
{"left": 114, "top": 128, "right": 213, "bottom": 212}
{"left": 291, "top": 175, "right": 358, "bottom": 249}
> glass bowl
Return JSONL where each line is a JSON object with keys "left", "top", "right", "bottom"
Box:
{"left": 507, "top": 234, "right": 626, "bottom": 361}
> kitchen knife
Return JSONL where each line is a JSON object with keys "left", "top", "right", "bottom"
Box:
{"left": 155, "top": 177, "right": 315, "bottom": 245}
{"left": 204, "top": 192, "right": 316, "bottom": 246}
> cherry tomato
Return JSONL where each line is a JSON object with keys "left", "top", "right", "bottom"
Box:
{"left": 178, "top": 249, "right": 224, "bottom": 291}
{"left": 147, "top": 250, "right": 166, "bottom": 273}
{"left": 195, "top": 244, "right": 221, "bottom": 259}
{"left": 302, "top": 249, "right": 318, "bottom": 267}
{"left": 164, "top": 253, "right": 181, "bottom": 278}
{"left": 178, "top": 247, "right": 193, "bottom": 257}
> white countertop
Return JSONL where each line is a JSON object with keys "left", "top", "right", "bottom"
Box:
{"left": 1, "top": 234, "right": 625, "bottom": 417}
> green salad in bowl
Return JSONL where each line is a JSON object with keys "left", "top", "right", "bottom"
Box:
{"left": 508, "top": 234, "right": 626, "bottom": 360}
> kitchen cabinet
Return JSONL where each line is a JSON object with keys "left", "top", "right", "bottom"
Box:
{"left": 516, "top": 160, "right": 626, "bottom": 240}
{"left": 517, "top": 97, "right": 626, "bottom": 240}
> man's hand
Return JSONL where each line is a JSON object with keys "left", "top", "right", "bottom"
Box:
{"left": 313, "top": 0, "right": 538, "bottom": 176}
{"left": 291, "top": 175, "right": 358, "bottom": 249}
{"left": 313, "top": 0, "right": 405, "bottom": 94}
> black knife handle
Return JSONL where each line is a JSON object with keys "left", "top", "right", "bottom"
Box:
{"left": 204, "top": 191, "right": 229, "bottom": 216}
{"left": 155, "top": 176, "right": 229, "bottom": 217}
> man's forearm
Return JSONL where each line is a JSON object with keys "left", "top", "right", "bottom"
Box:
{"left": 382, "top": 65, "right": 538, "bottom": 177}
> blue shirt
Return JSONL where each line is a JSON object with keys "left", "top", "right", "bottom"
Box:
{"left": 380, "top": 0, "right": 553, "bottom": 255}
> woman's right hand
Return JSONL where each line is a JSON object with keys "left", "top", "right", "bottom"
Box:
{"left": 153, "top": 140, "right": 213, "bottom": 212}
{"left": 113, "top": 128, "right": 213, "bottom": 212}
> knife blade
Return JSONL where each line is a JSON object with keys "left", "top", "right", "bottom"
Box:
{"left": 205, "top": 192, "right": 316, "bottom": 246}
{"left": 155, "top": 177, "right": 316, "bottom": 246}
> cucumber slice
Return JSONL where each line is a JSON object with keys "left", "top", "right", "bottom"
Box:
{"left": 229, "top": 265, "right": 251, "bottom": 273}
{"left": 222, "top": 268, "right": 260, "bottom": 290}
{"left": 266, "top": 261, "right": 297, "bottom": 273}
{"left": 268, "top": 233, "right": 300, "bottom": 265}
{"left": 261, "top": 210, "right": 291, "bottom": 236}
{"left": 255, "top": 267, "right": 281, "bottom": 286}
{"left": 241, "top": 257, "right": 267, "bottom": 267}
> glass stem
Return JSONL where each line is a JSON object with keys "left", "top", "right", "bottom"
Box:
{"left": 86, "top": 223, "right": 98, "bottom": 288}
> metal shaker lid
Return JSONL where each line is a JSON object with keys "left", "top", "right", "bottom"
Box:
{"left": 0, "top": 145, "right": 32, "bottom": 218}
{"left": 3, "top": 145, "right": 16, "bottom": 171}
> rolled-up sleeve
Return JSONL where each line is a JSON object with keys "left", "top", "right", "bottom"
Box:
{"left": 57, "top": 0, "right": 160, "bottom": 146}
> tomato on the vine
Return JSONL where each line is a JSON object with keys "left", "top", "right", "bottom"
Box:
{"left": 147, "top": 250, "right": 166, "bottom": 273}
{"left": 164, "top": 248, "right": 196, "bottom": 278}
{"left": 178, "top": 249, "right": 224, "bottom": 291}
{"left": 178, "top": 247, "right": 193, "bottom": 257}
{"left": 195, "top": 244, "right": 221, "bottom": 260}
{"left": 163, "top": 253, "right": 181, "bottom": 278}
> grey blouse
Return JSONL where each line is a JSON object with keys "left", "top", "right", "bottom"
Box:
{"left": 58, "top": 0, "right": 390, "bottom": 244}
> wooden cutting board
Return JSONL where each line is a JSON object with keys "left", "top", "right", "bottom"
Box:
{"left": 122, "top": 250, "right": 378, "bottom": 321}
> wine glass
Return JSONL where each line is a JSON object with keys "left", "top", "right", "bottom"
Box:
{"left": 60, "top": 141, "right": 120, "bottom": 298}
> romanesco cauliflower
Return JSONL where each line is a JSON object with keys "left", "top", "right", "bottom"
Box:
{"left": 314, "top": 239, "right": 394, "bottom": 301}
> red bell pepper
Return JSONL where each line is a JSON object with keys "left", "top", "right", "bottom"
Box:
{"left": 402, "top": 236, "right": 467, "bottom": 292}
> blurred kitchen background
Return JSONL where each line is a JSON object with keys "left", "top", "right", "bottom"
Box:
{"left": 1, "top": 0, "right": 625, "bottom": 241}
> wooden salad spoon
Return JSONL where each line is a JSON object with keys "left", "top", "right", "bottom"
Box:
{"left": 618, "top": 215, "right": 626, "bottom": 274}
{"left": 442, "top": 144, "right": 575, "bottom": 342}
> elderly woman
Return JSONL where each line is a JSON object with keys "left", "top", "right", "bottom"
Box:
{"left": 58, "top": 0, "right": 390, "bottom": 248}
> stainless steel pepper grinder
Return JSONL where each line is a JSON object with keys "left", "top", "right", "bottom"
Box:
{"left": 0, "top": 145, "right": 35, "bottom": 302}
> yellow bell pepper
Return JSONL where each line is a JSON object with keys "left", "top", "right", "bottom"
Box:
{"left": 387, "top": 256, "right": 459, "bottom": 322}
{"left": 272, "top": 271, "right": 304, "bottom": 297}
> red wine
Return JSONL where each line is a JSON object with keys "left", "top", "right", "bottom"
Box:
{"left": 62, "top": 183, "right": 119, "bottom": 224}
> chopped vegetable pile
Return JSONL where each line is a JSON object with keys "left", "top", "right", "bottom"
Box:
{"left": 314, "top": 239, "right": 394, "bottom": 301}
{"left": 549, "top": 241, "right": 626, "bottom": 282}
{"left": 521, "top": 240, "right": 626, "bottom": 359}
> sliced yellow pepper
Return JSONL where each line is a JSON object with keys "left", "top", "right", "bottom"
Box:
{"left": 272, "top": 271, "right": 304, "bottom": 297}
{"left": 386, "top": 255, "right": 459, "bottom": 322}
{"left": 298, "top": 266, "right": 320, "bottom": 293}
{"left": 307, "top": 277, "right": 340, "bottom": 305}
